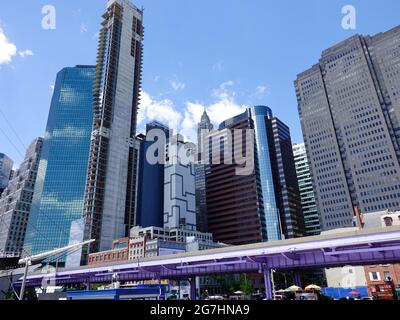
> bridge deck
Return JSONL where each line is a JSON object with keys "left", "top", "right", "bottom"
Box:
{"left": 17, "top": 226, "right": 400, "bottom": 288}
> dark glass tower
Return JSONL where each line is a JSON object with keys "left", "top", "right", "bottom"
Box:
{"left": 206, "top": 106, "right": 305, "bottom": 245}
{"left": 23, "top": 66, "right": 95, "bottom": 258}
{"left": 135, "top": 121, "right": 171, "bottom": 228}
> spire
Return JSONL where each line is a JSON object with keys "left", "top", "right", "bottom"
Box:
{"left": 200, "top": 108, "right": 211, "bottom": 124}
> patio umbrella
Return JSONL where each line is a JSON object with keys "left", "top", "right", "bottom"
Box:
{"left": 234, "top": 291, "right": 244, "bottom": 295}
{"left": 348, "top": 291, "right": 361, "bottom": 295}
{"left": 305, "top": 284, "right": 321, "bottom": 291}
{"left": 287, "top": 285, "right": 302, "bottom": 292}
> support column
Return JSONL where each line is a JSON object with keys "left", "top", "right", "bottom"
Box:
{"left": 293, "top": 270, "right": 302, "bottom": 288}
{"left": 85, "top": 277, "right": 91, "bottom": 291}
{"left": 190, "top": 277, "right": 197, "bottom": 300}
{"left": 263, "top": 269, "right": 273, "bottom": 300}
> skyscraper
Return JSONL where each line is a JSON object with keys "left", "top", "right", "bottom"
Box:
{"left": 83, "top": 0, "right": 144, "bottom": 253}
{"left": 206, "top": 106, "right": 304, "bottom": 245}
{"left": 293, "top": 143, "right": 321, "bottom": 236}
{"left": 0, "top": 138, "right": 43, "bottom": 255}
{"left": 270, "top": 118, "right": 305, "bottom": 239}
{"left": 295, "top": 26, "right": 400, "bottom": 231}
{"left": 135, "top": 121, "right": 171, "bottom": 228}
{"left": 164, "top": 134, "right": 197, "bottom": 231}
{"left": 23, "top": 66, "right": 95, "bottom": 258}
{"left": 195, "top": 110, "right": 213, "bottom": 233}
{"left": 0, "top": 153, "right": 13, "bottom": 196}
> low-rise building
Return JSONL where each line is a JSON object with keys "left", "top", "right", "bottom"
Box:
{"left": 358, "top": 210, "right": 400, "bottom": 298}
{"left": 88, "top": 238, "right": 130, "bottom": 266}
{"left": 128, "top": 236, "right": 146, "bottom": 260}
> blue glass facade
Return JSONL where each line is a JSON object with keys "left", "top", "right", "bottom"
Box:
{"left": 23, "top": 65, "right": 95, "bottom": 258}
{"left": 136, "top": 122, "right": 171, "bottom": 228}
{"left": 250, "top": 106, "right": 282, "bottom": 241}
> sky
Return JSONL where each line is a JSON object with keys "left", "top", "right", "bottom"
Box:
{"left": 1, "top": 0, "right": 400, "bottom": 166}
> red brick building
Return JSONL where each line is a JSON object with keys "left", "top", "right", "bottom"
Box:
{"left": 88, "top": 238, "right": 130, "bottom": 266}
{"left": 364, "top": 264, "right": 400, "bottom": 299}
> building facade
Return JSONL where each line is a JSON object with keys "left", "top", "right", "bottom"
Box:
{"left": 195, "top": 110, "right": 213, "bottom": 233}
{"left": 0, "top": 138, "right": 43, "bottom": 255}
{"left": 206, "top": 106, "right": 304, "bottom": 245}
{"left": 359, "top": 210, "right": 400, "bottom": 298}
{"left": 83, "top": 0, "right": 144, "bottom": 255}
{"left": 23, "top": 65, "right": 95, "bottom": 259}
{"left": 135, "top": 122, "right": 171, "bottom": 228}
{"left": 164, "top": 135, "right": 196, "bottom": 231}
{"left": 130, "top": 225, "right": 214, "bottom": 244}
{"left": 88, "top": 237, "right": 130, "bottom": 266}
{"left": 293, "top": 143, "right": 321, "bottom": 236}
{"left": 295, "top": 26, "right": 400, "bottom": 231}
{"left": 0, "top": 153, "right": 13, "bottom": 196}
{"left": 270, "top": 117, "right": 305, "bottom": 239}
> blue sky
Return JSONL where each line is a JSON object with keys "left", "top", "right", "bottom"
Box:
{"left": 1, "top": 0, "right": 400, "bottom": 166}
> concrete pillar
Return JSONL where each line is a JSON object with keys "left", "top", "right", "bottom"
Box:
{"left": 263, "top": 269, "right": 273, "bottom": 300}
{"left": 85, "top": 278, "right": 91, "bottom": 290}
{"left": 190, "top": 277, "right": 197, "bottom": 300}
{"left": 293, "top": 270, "right": 302, "bottom": 288}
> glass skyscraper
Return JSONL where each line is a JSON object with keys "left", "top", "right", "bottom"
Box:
{"left": 295, "top": 26, "right": 400, "bottom": 230}
{"left": 293, "top": 143, "right": 321, "bottom": 236}
{"left": 23, "top": 65, "right": 95, "bottom": 258}
{"left": 135, "top": 121, "right": 171, "bottom": 228}
{"left": 205, "top": 106, "right": 304, "bottom": 245}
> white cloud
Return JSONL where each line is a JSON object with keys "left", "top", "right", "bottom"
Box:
{"left": 253, "top": 85, "right": 269, "bottom": 100}
{"left": 170, "top": 79, "right": 185, "bottom": 91}
{"left": 182, "top": 89, "right": 246, "bottom": 141}
{"left": 138, "top": 81, "right": 247, "bottom": 143}
{"left": 212, "top": 80, "right": 236, "bottom": 100}
{"left": 138, "top": 91, "right": 182, "bottom": 133}
{"left": 212, "top": 61, "right": 223, "bottom": 72}
{"left": 18, "top": 49, "right": 34, "bottom": 58}
{"left": 0, "top": 28, "right": 17, "bottom": 65}
{"left": 80, "top": 23, "right": 88, "bottom": 33}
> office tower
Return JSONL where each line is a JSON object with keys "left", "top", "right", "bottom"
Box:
{"left": 164, "top": 134, "right": 196, "bottom": 231}
{"left": 293, "top": 143, "right": 321, "bottom": 236}
{"left": 295, "top": 26, "right": 400, "bottom": 231}
{"left": 83, "top": 0, "right": 144, "bottom": 253}
{"left": 0, "top": 153, "right": 13, "bottom": 196}
{"left": 135, "top": 121, "right": 171, "bottom": 228}
{"left": 195, "top": 110, "right": 213, "bottom": 233}
{"left": 270, "top": 118, "right": 305, "bottom": 238}
{"left": 22, "top": 66, "right": 95, "bottom": 258}
{"left": 206, "top": 106, "right": 304, "bottom": 245}
{"left": 0, "top": 138, "right": 43, "bottom": 255}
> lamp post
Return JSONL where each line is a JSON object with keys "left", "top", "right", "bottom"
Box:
{"left": 17, "top": 239, "right": 95, "bottom": 300}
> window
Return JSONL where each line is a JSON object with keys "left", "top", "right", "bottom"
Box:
{"left": 384, "top": 271, "right": 392, "bottom": 281}
{"left": 383, "top": 216, "right": 393, "bottom": 227}
{"left": 369, "top": 272, "right": 381, "bottom": 281}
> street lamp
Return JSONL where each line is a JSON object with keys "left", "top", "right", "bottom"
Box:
{"left": 17, "top": 239, "right": 95, "bottom": 300}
